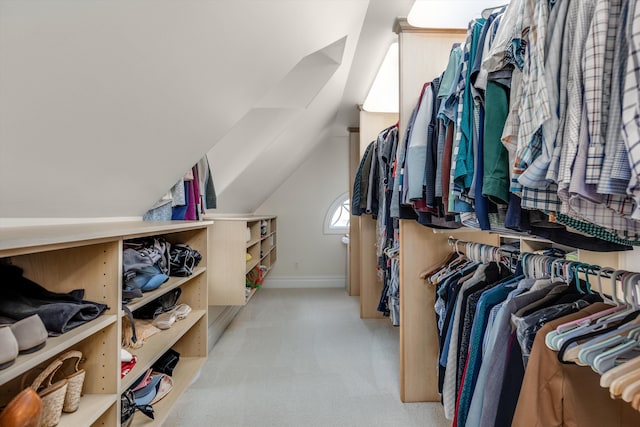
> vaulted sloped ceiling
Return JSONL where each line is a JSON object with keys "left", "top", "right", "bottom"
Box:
{"left": 0, "top": 0, "right": 413, "bottom": 218}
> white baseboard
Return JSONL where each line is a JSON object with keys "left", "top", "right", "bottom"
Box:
{"left": 262, "top": 276, "right": 346, "bottom": 288}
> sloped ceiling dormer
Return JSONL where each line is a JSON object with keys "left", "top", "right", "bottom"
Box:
{"left": 0, "top": 0, "right": 412, "bottom": 219}
{"left": 210, "top": 36, "right": 347, "bottom": 212}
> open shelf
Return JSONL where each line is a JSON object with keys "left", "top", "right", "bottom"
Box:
{"left": 245, "top": 287, "right": 258, "bottom": 303}
{"left": 246, "top": 258, "right": 260, "bottom": 274}
{"left": 121, "top": 310, "right": 206, "bottom": 391}
{"left": 58, "top": 394, "right": 117, "bottom": 427}
{"left": 130, "top": 357, "right": 206, "bottom": 427}
{"left": 125, "top": 267, "right": 206, "bottom": 313}
{"left": 0, "top": 221, "right": 209, "bottom": 426}
{"left": 0, "top": 315, "right": 117, "bottom": 386}
{"left": 204, "top": 215, "right": 276, "bottom": 305}
{"left": 246, "top": 238, "right": 260, "bottom": 248}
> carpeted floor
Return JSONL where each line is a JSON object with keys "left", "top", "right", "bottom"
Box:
{"left": 165, "top": 288, "right": 450, "bottom": 427}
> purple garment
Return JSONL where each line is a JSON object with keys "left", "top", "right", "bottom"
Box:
{"left": 192, "top": 165, "right": 201, "bottom": 217}
{"left": 184, "top": 176, "right": 197, "bottom": 221}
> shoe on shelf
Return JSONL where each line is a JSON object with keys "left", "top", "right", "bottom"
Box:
{"left": 0, "top": 388, "right": 42, "bottom": 427}
{"left": 23, "top": 359, "right": 68, "bottom": 427}
{"left": 11, "top": 314, "right": 48, "bottom": 354}
{"left": 174, "top": 304, "right": 191, "bottom": 320}
{"left": 152, "top": 303, "right": 191, "bottom": 330}
{"left": 53, "top": 351, "right": 85, "bottom": 413}
{"left": 149, "top": 373, "right": 173, "bottom": 405}
{"left": 0, "top": 327, "right": 18, "bottom": 370}
{"left": 152, "top": 311, "right": 176, "bottom": 330}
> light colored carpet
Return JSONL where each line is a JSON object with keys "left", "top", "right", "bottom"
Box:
{"left": 165, "top": 288, "right": 450, "bottom": 427}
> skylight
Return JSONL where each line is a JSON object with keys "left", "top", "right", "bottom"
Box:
{"left": 407, "top": 1, "right": 511, "bottom": 29}
{"left": 362, "top": 42, "right": 399, "bottom": 113}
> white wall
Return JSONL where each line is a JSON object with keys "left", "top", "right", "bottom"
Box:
{"left": 256, "top": 136, "right": 349, "bottom": 288}
{"left": 0, "top": 0, "right": 368, "bottom": 219}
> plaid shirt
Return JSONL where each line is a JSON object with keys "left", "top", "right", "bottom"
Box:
{"left": 548, "top": 0, "right": 579, "bottom": 184}
{"left": 518, "top": 0, "right": 562, "bottom": 212}
{"left": 518, "top": 0, "right": 570, "bottom": 190}
{"left": 584, "top": 0, "right": 613, "bottom": 183}
{"left": 623, "top": 0, "right": 640, "bottom": 220}
{"left": 598, "top": 0, "right": 631, "bottom": 196}
{"left": 558, "top": 0, "right": 596, "bottom": 190}
{"left": 515, "top": 0, "right": 551, "bottom": 175}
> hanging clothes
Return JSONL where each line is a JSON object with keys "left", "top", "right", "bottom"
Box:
{"left": 351, "top": 124, "right": 401, "bottom": 319}
{"left": 382, "top": 0, "right": 640, "bottom": 251}
{"left": 432, "top": 239, "right": 640, "bottom": 426}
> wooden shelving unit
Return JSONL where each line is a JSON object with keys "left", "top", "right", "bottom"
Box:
{"left": 203, "top": 214, "right": 277, "bottom": 305}
{"left": 0, "top": 220, "right": 211, "bottom": 426}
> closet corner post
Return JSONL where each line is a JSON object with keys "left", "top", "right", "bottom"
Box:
{"left": 396, "top": 21, "right": 472, "bottom": 402}
{"left": 358, "top": 110, "right": 398, "bottom": 319}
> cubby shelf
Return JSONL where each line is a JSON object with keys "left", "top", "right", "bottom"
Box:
{"left": 0, "top": 315, "right": 117, "bottom": 386}
{"left": 58, "top": 394, "right": 117, "bottom": 427}
{"left": 203, "top": 215, "right": 277, "bottom": 306}
{"left": 130, "top": 357, "right": 206, "bottom": 427}
{"left": 0, "top": 220, "right": 211, "bottom": 426}
{"left": 121, "top": 310, "right": 206, "bottom": 391}
{"left": 125, "top": 267, "right": 206, "bottom": 313}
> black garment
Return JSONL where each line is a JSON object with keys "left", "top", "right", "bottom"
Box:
{"left": 495, "top": 332, "right": 525, "bottom": 427}
{"left": 529, "top": 221, "right": 633, "bottom": 252}
{"left": 0, "top": 265, "right": 108, "bottom": 335}
{"left": 454, "top": 263, "right": 510, "bottom": 392}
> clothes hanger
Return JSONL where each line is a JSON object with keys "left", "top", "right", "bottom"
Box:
{"left": 590, "top": 270, "right": 636, "bottom": 326}
{"left": 597, "top": 267, "right": 619, "bottom": 305}
{"left": 633, "top": 393, "right": 640, "bottom": 411}
{"left": 576, "top": 335, "right": 627, "bottom": 367}
{"left": 481, "top": 4, "right": 508, "bottom": 19}
{"left": 622, "top": 377, "right": 640, "bottom": 403}
{"left": 592, "top": 337, "right": 640, "bottom": 374}
{"left": 553, "top": 266, "right": 622, "bottom": 333}
{"left": 610, "top": 369, "right": 640, "bottom": 399}
{"left": 562, "top": 314, "right": 640, "bottom": 364}
{"left": 549, "top": 301, "right": 624, "bottom": 351}
{"left": 588, "top": 318, "right": 640, "bottom": 372}
{"left": 600, "top": 355, "right": 640, "bottom": 388}
{"left": 565, "top": 305, "right": 640, "bottom": 368}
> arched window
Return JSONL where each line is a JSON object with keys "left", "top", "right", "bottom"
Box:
{"left": 324, "top": 192, "right": 350, "bottom": 234}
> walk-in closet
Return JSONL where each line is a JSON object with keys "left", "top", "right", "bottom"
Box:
{"left": 2, "top": 1, "right": 640, "bottom": 426}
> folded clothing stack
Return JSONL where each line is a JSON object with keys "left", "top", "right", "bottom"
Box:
{"left": 0, "top": 265, "right": 108, "bottom": 336}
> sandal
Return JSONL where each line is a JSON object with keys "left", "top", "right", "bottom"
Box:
{"left": 53, "top": 351, "right": 85, "bottom": 413}
{"left": 22, "top": 359, "right": 67, "bottom": 427}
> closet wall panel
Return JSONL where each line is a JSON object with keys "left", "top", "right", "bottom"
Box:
{"left": 395, "top": 20, "right": 470, "bottom": 402}
{"left": 358, "top": 110, "right": 398, "bottom": 318}
{"left": 399, "top": 224, "right": 498, "bottom": 401}
{"left": 348, "top": 128, "right": 361, "bottom": 296}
